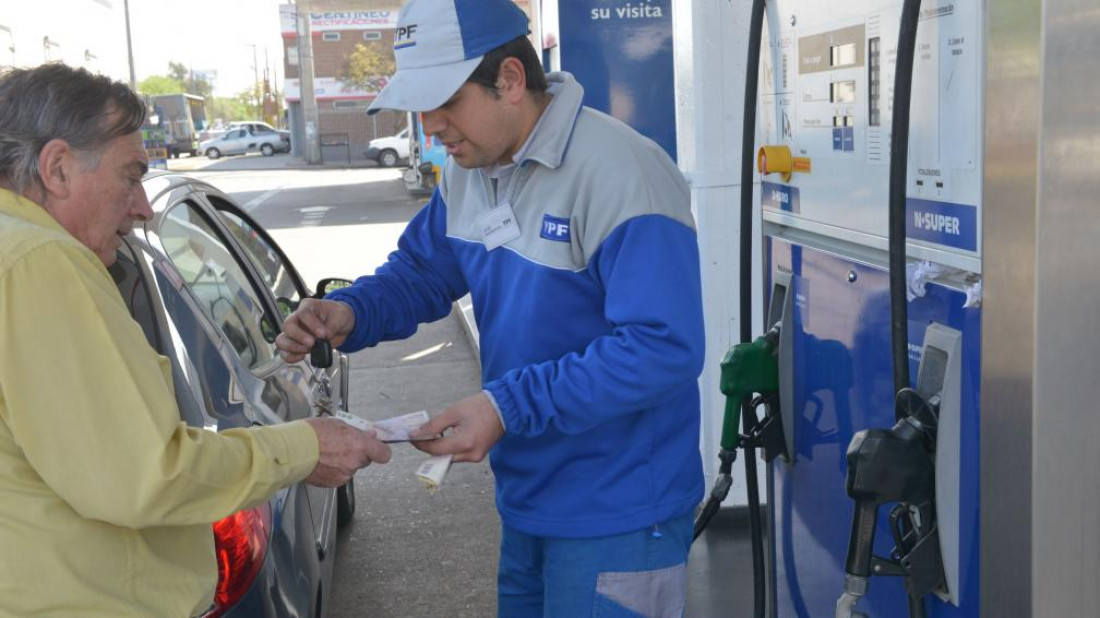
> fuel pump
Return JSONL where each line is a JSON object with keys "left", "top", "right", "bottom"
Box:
{"left": 706, "top": 0, "right": 985, "bottom": 612}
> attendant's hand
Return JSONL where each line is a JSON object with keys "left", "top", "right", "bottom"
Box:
{"left": 302, "top": 417, "right": 392, "bottom": 487}
{"left": 276, "top": 298, "right": 356, "bottom": 363}
{"left": 410, "top": 392, "right": 504, "bottom": 463}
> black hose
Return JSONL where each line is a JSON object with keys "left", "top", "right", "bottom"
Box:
{"left": 739, "top": 1, "right": 767, "bottom": 617}
{"left": 889, "top": 0, "right": 921, "bottom": 396}
{"left": 740, "top": 0, "right": 766, "bottom": 347}
{"left": 890, "top": 1, "right": 927, "bottom": 618}
{"left": 742, "top": 402, "right": 766, "bottom": 618}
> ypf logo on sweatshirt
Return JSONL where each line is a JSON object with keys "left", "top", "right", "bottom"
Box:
{"left": 540, "top": 214, "right": 571, "bottom": 243}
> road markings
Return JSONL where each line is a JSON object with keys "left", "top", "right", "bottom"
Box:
{"left": 242, "top": 185, "right": 286, "bottom": 211}
{"left": 299, "top": 205, "right": 332, "bottom": 227}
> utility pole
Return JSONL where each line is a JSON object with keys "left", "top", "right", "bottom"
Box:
{"left": 296, "top": 0, "right": 321, "bottom": 164}
{"left": 123, "top": 0, "right": 136, "bottom": 89}
{"left": 246, "top": 43, "right": 260, "bottom": 119}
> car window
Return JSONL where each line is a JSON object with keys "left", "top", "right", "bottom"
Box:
{"left": 217, "top": 206, "right": 303, "bottom": 317}
{"left": 253, "top": 124, "right": 274, "bottom": 134}
{"left": 159, "top": 201, "right": 280, "bottom": 370}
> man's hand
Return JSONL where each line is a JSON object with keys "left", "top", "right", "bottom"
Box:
{"left": 302, "top": 417, "right": 392, "bottom": 487}
{"left": 410, "top": 392, "right": 504, "bottom": 463}
{"left": 276, "top": 298, "right": 356, "bottom": 363}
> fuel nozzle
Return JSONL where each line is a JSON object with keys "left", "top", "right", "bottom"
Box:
{"left": 718, "top": 323, "right": 781, "bottom": 451}
{"left": 696, "top": 324, "right": 784, "bottom": 541}
{"left": 837, "top": 388, "right": 943, "bottom": 618}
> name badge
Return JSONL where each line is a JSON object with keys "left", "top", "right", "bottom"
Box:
{"left": 477, "top": 202, "right": 521, "bottom": 251}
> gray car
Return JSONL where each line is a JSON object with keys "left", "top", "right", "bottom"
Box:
{"left": 111, "top": 171, "right": 355, "bottom": 617}
{"left": 201, "top": 125, "right": 291, "bottom": 159}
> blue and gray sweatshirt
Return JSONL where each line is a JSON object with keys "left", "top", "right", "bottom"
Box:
{"left": 329, "top": 72, "right": 705, "bottom": 538}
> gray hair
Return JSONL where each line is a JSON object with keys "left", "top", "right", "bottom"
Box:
{"left": 0, "top": 63, "right": 146, "bottom": 195}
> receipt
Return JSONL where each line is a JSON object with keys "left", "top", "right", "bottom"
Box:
{"left": 416, "top": 454, "right": 453, "bottom": 494}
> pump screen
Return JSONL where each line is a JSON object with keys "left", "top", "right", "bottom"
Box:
{"left": 831, "top": 43, "right": 857, "bottom": 67}
{"left": 868, "top": 37, "right": 882, "bottom": 126}
{"left": 831, "top": 81, "right": 856, "bottom": 103}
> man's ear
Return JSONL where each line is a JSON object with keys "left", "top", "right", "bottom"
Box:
{"left": 497, "top": 57, "right": 527, "bottom": 104}
{"left": 37, "top": 139, "right": 75, "bottom": 200}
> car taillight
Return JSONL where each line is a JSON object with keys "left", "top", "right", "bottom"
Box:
{"left": 202, "top": 503, "right": 272, "bottom": 617}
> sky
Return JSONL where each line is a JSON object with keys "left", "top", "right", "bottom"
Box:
{"left": 128, "top": 0, "right": 290, "bottom": 97}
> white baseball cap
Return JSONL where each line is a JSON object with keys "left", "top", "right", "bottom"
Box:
{"left": 368, "top": 0, "right": 530, "bottom": 115}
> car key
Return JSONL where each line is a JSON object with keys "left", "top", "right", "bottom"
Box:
{"left": 311, "top": 338, "right": 333, "bottom": 368}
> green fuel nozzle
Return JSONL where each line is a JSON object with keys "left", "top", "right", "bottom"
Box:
{"left": 696, "top": 324, "right": 784, "bottom": 542}
{"left": 718, "top": 324, "right": 781, "bottom": 451}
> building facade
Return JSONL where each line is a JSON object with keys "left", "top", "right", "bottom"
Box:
{"left": 280, "top": 4, "right": 406, "bottom": 160}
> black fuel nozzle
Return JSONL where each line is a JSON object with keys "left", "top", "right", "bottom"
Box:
{"left": 838, "top": 389, "right": 942, "bottom": 617}
{"left": 844, "top": 388, "right": 937, "bottom": 576}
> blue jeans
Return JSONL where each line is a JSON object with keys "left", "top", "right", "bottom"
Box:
{"left": 497, "top": 512, "right": 693, "bottom": 618}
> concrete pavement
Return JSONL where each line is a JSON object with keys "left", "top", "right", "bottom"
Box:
{"left": 327, "top": 313, "right": 499, "bottom": 618}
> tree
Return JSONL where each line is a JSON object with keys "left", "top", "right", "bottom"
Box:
{"left": 167, "top": 60, "right": 213, "bottom": 99}
{"left": 236, "top": 84, "right": 263, "bottom": 119}
{"left": 208, "top": 97, "right": 249, "bottom": 124}
{"left": 341, "top": 42, "right": 395, "bottom": 93}
{"left": 138, "top": 75, "right": 185, "bottom": 95}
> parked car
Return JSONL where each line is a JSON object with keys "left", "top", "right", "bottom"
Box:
{"left": 228, "top": 121, "right": 292, "bottom": 144}
{"left": 110, "top": 170, "right": 356, "bottom": 617}
{"left": 201, "top": 124, "right": 290, "bottom": 159}
{"left": 365, "top": 127, "right": 410, "bottom": 167}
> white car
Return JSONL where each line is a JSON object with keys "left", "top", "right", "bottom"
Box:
{"left": 200, "top": 125, "right": 291, "bottom": 159}
{"left": 365, "top": 127, "right": 410, "bottom": 167}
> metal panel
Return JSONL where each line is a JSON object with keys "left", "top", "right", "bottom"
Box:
{"left": 1031, "top": 0, "right": 1100, "bottom": 614}
{"left": 979, "top": 0, "right": 1040, "bottom": 615}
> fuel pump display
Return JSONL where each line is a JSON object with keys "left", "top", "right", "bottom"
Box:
{"left": 748, "top": 1, "right": 984, "bottom": 617}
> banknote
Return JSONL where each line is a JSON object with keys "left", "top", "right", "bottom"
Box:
{"left": 335, "top": 410, "right": 440, "bottom": 443}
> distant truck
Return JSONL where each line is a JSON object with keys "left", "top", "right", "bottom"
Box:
{"left": 151, "top": 93, "right": 207, "bottom": 158}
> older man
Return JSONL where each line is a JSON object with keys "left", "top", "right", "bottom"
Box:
{"left": 0, "top": 63, "right": 391, "bottom": 616}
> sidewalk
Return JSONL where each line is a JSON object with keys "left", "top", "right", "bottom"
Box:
{"left": 165, "top": 151, "right": 388, "bottom": 173}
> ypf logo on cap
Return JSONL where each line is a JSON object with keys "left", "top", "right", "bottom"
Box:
{"left": 394, "top": 23, "right": 418, "bottom": 50}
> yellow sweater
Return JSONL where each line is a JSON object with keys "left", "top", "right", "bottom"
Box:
{"left": 0, "top": 188, "right": 320, "bottom": 616}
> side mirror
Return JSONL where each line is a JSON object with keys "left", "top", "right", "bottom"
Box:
{"left": 314, "top": 277, "right": 353, "bottom": 299}
{"left": 276, "top": 296, "right": 298, "bottom": 318}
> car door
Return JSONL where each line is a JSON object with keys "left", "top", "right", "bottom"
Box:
{"left": 221, "top": 129, "right": 249, "bottom": 155}
{"left": 150, "top": 190, "right": 335, "bottom": 553}
{"left": 134, "top": 190, "right": 325, "bottom": 613}
{"left": 200, "top": 191, "right": 347, "bottom": 562}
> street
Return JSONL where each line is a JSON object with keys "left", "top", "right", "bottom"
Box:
{"left": 182, "top": 161, "right": 500, "bottom": 618}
